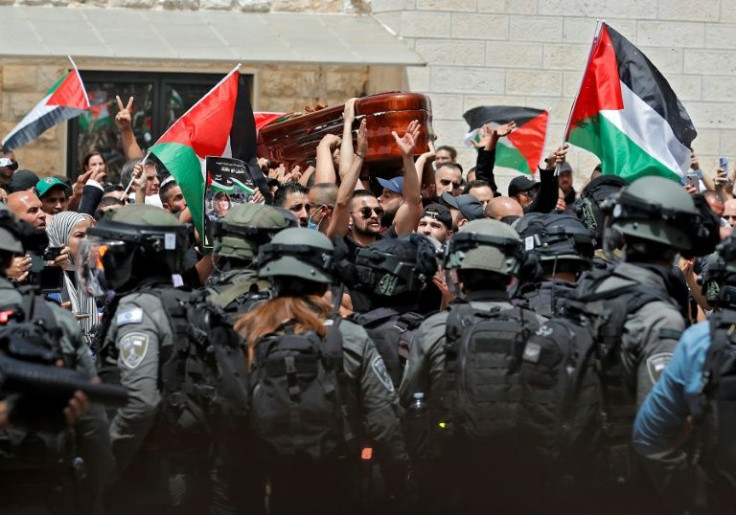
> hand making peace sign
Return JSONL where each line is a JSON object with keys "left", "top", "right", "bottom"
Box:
{"left": 115, "top": 95, "right": 134, "bottom": 131}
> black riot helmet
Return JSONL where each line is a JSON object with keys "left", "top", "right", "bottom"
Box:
{"left": 515, "top": 213, "right": 595, "bottom": 277}
{"left": 573, "top": 175, "right": 628, "bottom": 249}
{"left": 353, "top": 234, "right": 438, "bottom": 304}
{"left": 701, "top": 234, "right": 736, "bottom": 309}
{"left": 78, "top": 205, "right": 189, "bottom": 296}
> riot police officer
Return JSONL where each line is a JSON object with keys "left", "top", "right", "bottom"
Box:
{"left": 235, "top": 227, "right": 409, "bottom": 514}
{"left": 400, "top": 218, "right": 545, "bottom": 513}
{"left": 513, "top": 212, "right": 595, "bottom": 317}
{"left": 350, "top": 233, "right": 438, "bottom": 387}
{"left": 0, "top": 207, "right": 112, "bottom": 514}
{"left": 206, "top": 203, "right": 297, "bottom": 321}
{"left": 78, "top": 205, "right": 206, "bottom": 514}
{"left": 578, "top": 175, "right": 713, "bottom": 512}
{"left": 634, "top": 233, "right": 736, "bottom": 513}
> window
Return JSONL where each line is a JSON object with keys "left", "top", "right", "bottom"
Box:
{"left": 67, "top": 71, "right": 253, "bottom": 181}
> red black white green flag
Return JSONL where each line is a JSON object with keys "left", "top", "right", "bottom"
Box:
{"left": 565, "top": 22, "right": 696, "bottom": 182}
{"left": 2, "top": 59, "right": 90, "bottom": 153}
{"left": 463, "top": 106, "right": 548, "bottom": 175}
{"left": 150, "top": 65, "right": 262, "bottom": 235}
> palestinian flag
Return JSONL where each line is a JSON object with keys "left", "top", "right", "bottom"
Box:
{"left": 463, "top": 106, "right": 548, "bottom": 175}
{"left": 79, "top": 92, "right": 112, "bottom": 132}
{"left": 150, "top": 66, "right": 260, "bottom": 235}
{"left": 565, "top": 23, "right": 696, "bottom": 182}
{"left": 2, "top": 63, "right": 89, "bottom": 153}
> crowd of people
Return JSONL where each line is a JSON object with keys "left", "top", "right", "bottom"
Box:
{"left": 0, "top": 91, "right": 735, "bottom": 514}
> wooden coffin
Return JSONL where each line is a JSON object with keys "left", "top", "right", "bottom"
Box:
{"left": 257, "top": 92, "right": 434, "bottom": 176}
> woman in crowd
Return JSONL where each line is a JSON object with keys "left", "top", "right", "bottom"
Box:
{"left": 47, "top": 211, "right": 98, "bottom": 346}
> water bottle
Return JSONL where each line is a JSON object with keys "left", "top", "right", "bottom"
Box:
{"left": 407, "top": 392, "right": 429, "bottom": 458}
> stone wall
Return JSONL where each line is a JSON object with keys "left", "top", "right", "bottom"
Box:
{"left": 373, "top": 0, "right": 736, "bottom": 190}
{"left": 1, "top": 58, "right": 380, "bottom": 176}
{"left": 0, "top": 0, "right": 388, "bottom": 175}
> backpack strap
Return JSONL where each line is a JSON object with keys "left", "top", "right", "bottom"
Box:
{"left": 210, "top": 278, "right": 271, "bottom": 311}
{"left": 702, "top": 309, "right": 736, "bottom": 393}
{"left": 142, "top": 287, "right": 213, "bottom": 434}
{"left": 351, "top": 307, "right": 400, "bottom": 327}
{"left": 324, "top": 286, "right": 361, "bottom": 452}
{"left": 592, "top": 284, "right": 672, "bottom": 483}
{"left": 689, "top": 309, "right": 736, "bottom": 474}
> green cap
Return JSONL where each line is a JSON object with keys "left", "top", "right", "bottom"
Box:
{"left": 35, "top": 176, "right": 71, "bottom": 198}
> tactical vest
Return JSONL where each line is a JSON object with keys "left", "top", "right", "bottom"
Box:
{"left": 438, "top": 302, "right": 540, "bottom": 445}
{"left": 206, "top": 277, "right": 273, "bottom": 325}
{"left": 98, "top": 285, "right": 249, "bottom": 449}
{"left": 351, "top": 308, "right": 424, "bottom": 389}
{"left": 518, "top": 268, "right": 672, "bottom": 496}
{"left": 249, "top": 316, "right": 358, "bottom": 463}
{"left": 515, "top": 280, "right": 577, "bottom": 319}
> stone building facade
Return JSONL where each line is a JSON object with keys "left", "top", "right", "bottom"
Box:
{"left": 0, "top": 0, "right": 403, "bottom": 175}
{"left": 2, "top": 0, "right": 735, "bottom": 187}
{"left": 375, "top": 0, "right": 736, "bottom": 186}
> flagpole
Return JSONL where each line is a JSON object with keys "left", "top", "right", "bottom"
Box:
{"left": 556, "top": 19, "right": 604, "bottom": 176}
{"left": 67, "top": 55, "right": 90, "bottom": 108}
{"left": 123, "top": 152, "right": 149, "bottom": 196}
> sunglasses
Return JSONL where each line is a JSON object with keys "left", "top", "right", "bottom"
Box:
{"left": 726, "top": 215, "right": 736, "bottom": 220}
{"left": 353, "top": 206, "right": 385, "bottom": 218}
{"left": 440, "top": 179, "right": 462, "bottom": 188}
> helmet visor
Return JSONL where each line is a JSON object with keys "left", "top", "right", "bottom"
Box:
{"left": 76, "top": 237, "right": 129, "bottom": 298}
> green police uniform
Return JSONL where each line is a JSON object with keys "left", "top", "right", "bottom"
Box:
{"left": 206, "top": 203, "right": 296, "bottom": 317}
{"left": 82, "top": 205, "right": 209, "bottom": 513}
{"left": 104, "top": 288, "right": 174, "bottom": 474}
{"left": 400, "top": 292, "right": 546, "bottom": 407}
{"left": 338, "top": 318, "right": 408, "bottom": 461}
{"left": 593, "top": 262, "right": 685, "bottom": 406}
{"left": 249, "top": 227, "right": 408, "bottom": 513}
{"left": 0, "top": 206, "right": 113, "bottom": 514}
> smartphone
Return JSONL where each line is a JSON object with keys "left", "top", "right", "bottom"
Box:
{"left": 685, "top": 174, "right": 699, "bottom": 189}
{"left": 42, "top": 246, "right": 64, "bottom": 261}
{"left": 720, "top": 156, "right": 729, "bottom": 172}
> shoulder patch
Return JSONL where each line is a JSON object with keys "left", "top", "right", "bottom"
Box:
{"left": 117, "top": 308, "right": 143, "bottom": 327}
{"left": 371, "top": 355, "right": 394, "bottom": 392}
{"left": 119, "top": 332, "right": 150, "bottom": 369}
{"left": 523, "top": 342, "right": 541, "bottom": 363}
{"left": 646, "top": 352, "right": 673, "bottom": 384}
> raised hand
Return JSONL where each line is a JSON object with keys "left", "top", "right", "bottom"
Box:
{"left": 115, "top": 95, "right": 134, "bottom": 131}
{"left": 319, "top": 133, "right": 342, "bottom": 150}
{"left": 356, "top": 118, "right": 368, "bottom": 157}
{"left": 495, "top": 120, "right": 516, "bottom": 138}
{"left": 545, "top": 143, "right": 570, "bottom": 169}
{"left": 471, "top": 124, "right": 493, "bottom": 149}
{"left": 392, "top": 119, "right": 420, "bottom": 157}
{"left": 343, "top": 98, "right": 357, "bottom": 122}
{"left": 132, "top": 162, "right": 145, "bottom": 189}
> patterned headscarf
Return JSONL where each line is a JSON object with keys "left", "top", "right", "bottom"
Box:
{"left": 46, "top": 211, "right": 97, "bottom": 344}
